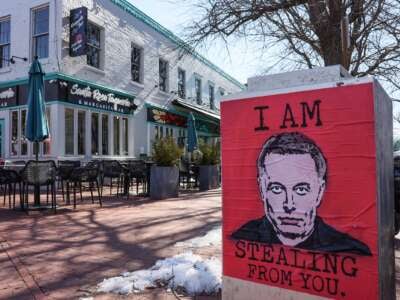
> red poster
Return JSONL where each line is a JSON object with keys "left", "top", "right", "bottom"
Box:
{"left": 221, "top": 82, "right": 378, "bottom": 299}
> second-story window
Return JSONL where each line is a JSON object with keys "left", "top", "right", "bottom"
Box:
{"left": 178, "top": 68, "right": 186, "bottom": 99}
{"left": 209, "top": 84, "right": 215, "bottom": 110}
{"left": 87, "top": 22, "right": 101, "bottom": 68}
{"left": 32, "top": 6, "right": 49, "bottom": 59}
{"left": 195, "top": 77, "right": 202, "bottom": 105}
{"left": 0, "top": 18, "right": 10, "bottom": 68}
{"left": 159, "top": 59, "right": 168, "bottom": 92}
{"left": 131, "top": 44, "right": 142, "bottom": 83}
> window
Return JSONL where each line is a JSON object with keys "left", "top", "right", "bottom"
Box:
{"left": 195, "top": 77, "right": 202, "bottom": 105}
{"left": 154, "top": 125, "right": 159, "bottom": 140}
{"left": 0, "top": 18, "right": 10, "bottom": 68}
{"left": 209, "top": 84, "right": 215, "bottom": 110}
{"left": 122, "top": 118, "right": 128, "bottom": 155}
{"left": 43, "top": 108, "right": 51, "bottom": 155}
{"left": 91, "top": 113, "right": 99, "bottom": 155}
{"left": 87, "top": 22, "right": 101, "bottom": 68}
{"left": 131, "top": 44, "right": 142, "bottom": 83}
{"left": 20, "top": 110, "right": 28, "bottom": 155}
{"left": 160, "top": 126, "right": 164, "bottom": 138}
{"left": 10, "top": 110, "right": 29, "bottom": 156}
{"left": 178, "top": 129, "right": 185, "bottom": 147}
{"left": 77, "top": 111, "right": 86, "bottom": 155}
{"left": 32, "top": 6, "right": 49, "bottom": 59}
{"left": 65, "top": 108, "right": 74, "bottom": 155}
{"left": 159, "top": 59, "right": 168, "bottom": 92}
{"left": 10, "top": 111, "right": 18, "bottom": 156}
{"left": 178, "top": 69, "right": 186, "bottom": 99}
{"left": 102, "top": 114, "right": 108, "bottom": 155}
{"left": 113, "top": 116, "right": 120, "bottom": 155}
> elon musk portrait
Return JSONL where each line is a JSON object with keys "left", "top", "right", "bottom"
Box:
{"left": 231, "top": 132, "right": 372, "bottom": 256}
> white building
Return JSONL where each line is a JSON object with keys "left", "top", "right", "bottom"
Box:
{"left": 0, "top": 0, "right": 243, "bottom": 162}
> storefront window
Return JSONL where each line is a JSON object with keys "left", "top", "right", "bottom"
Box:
{"left": 102, "top": 115, "right": 108, "bottom": 155}
{"left": 78, "top": 111, "right": 86, "bottom": 155}
{"left": 154, "top": 125, "right": 159, "bottom": 140}
{"left": 10, "top": 111, "right": 18, "bottom": 156}
{"left": 159, "top": 126, "right": 164, "bottom": 139}
{"left": 91, "top": 113, "right": 99, "bottom": 155}
{"left": 65, "top": 108, "right": 74, "bottom": 155}
{"left": 43, "top": 108, "right": 51, "bottom": 155}
{"left": 113, "top": 116, "right": 120, "bottom": 155}
{"left": 122, "top": 118, "right": 128, "bottom": 156}
{"left": 20, "top": 110, "right": 27, "bottom": 156}
{"left": 178, "top": 129, "right": 185, "bottom": 147}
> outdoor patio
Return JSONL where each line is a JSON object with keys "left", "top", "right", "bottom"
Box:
{"left": 1, "top": 189, "right": 400, "bottom": 299}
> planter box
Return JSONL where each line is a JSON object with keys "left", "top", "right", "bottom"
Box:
{"left": 199, "top": 165, "right": 220, "bottom": 191}
{"left": 150, "top": 165, "right": 179, "bottom": 200}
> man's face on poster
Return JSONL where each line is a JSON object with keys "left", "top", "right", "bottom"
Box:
{"left": 259, "top": 153, "right": 325, "bottom": 243}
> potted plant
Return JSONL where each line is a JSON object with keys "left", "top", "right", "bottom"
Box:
{"left": 150, "top": 136, "right": 183, "bottom": 199}
{"left": 197, "top": 141, "right": 220, "bottom": 191}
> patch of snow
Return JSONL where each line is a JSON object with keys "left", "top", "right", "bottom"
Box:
{"left": 175, "top": 226, "right": 221, "bottom": 248}
{"left": 98, "top": 252, "right": 221, "bottom": 295}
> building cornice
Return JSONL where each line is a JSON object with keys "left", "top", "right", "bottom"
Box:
{"left": 108, "top": 0, "right": 245, "bottom": 90}
{"left": 0, "top": 72, "right": 136, "bottom": 100}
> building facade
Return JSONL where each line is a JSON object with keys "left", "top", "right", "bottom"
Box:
{"left": 0, "top": 0, "right": 243, "bottom": 161}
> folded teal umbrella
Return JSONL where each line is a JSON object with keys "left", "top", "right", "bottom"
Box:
{"left": 26, "top": 57, "right": 49, "bottom": 160}
{"left": 187, "top": 112, "right": 198, "bottom": 152}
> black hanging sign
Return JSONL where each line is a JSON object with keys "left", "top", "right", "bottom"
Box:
{"left": 69, "top": 7, "right": 88, "bottom": 57}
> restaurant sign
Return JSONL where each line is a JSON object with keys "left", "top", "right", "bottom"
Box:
{"left": 53, "top": 79, "right": 136, "bottom": 114}
{"left": 147, "top": 107, "right": 187, "bottom": 127}
{"left": 221, "top": 80, "right": 394, "bottom": 299}
{"left": 69, "top": 7, "right": 88, "bottom": 57}
{"left": 147, "top": 107, "right": 220, "bottom": 135}
{"left": 0, "top": 76, "right": 136, "bottom": 114}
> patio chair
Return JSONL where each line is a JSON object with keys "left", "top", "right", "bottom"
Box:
{"left": 57, "top": 160, "right": 81, "bottom": 203}
{"left": 179, "top": 160, "right": 198, "bottom": 189}
{"left": 102, "top": 160, "right": 125, "bottom": 196}
{"left": 69, "top": 164, "right": 102, "bottom": 209}
{"left": 0, "top": 168, "right": 22, "bottom": 209}
{"left": 20, "top": 160, "right": 58, "bottom": 212}
{"left": 125, "top": 160, "right": 148, "bottom": 199}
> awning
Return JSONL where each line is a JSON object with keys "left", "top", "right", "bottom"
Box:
{"left": 172, "top": 99, "right": 220, "bottom": 121}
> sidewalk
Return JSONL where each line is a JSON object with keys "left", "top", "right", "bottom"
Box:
{"left": 0, "top": 189, "right": 400, "bottom": 299}
{"left": 0, "top": 189, "right": 222, "bottom": 299}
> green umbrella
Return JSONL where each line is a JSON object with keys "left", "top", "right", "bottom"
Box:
{"left": 187, "top": 112, "right": 198, "bottom": 153}
{"left": 26, "top": 57, "right": 49, "bottom": 160}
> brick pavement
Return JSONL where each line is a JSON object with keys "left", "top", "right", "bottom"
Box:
{"left": 0, "top": 189, "right": 222, "bottom": 300}
{"left": 0, "top": 189, "right": 399, "bottom": 299}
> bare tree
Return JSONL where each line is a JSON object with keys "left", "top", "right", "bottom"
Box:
{"left": 185, "top": 0, "right": 400, "bottom": 90}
